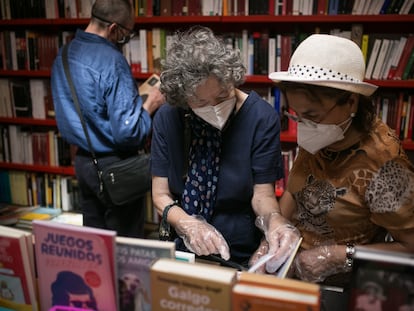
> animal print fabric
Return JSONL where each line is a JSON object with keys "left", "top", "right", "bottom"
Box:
{"left": 287, "top": 118, "right": 414, "bottom": 250}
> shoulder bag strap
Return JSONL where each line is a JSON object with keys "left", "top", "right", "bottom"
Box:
{"left": 61, "top": 44, "right": 104, "bottom": 192}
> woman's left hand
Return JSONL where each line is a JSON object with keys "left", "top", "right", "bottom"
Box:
{"left": 294, "top": 244, "right": 347, "bottom": 283}
{"left": 255, "top": 212, "right": 301, "bottom": 273}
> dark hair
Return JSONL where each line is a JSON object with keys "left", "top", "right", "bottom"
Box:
{"left": 91, "top": 0, "right": 133, "bottom": 27}
{"left": 276, "top": 81, "right": 376, "bottom": 133}
{"left": 51, "top": 271, "right": 97, "bottom": 309}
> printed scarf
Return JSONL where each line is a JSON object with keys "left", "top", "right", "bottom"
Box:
{"left": 181, "top": 113, "right": 221, "bottom": 221}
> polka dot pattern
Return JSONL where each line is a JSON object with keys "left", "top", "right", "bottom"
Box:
{"left": 288, "top": 64, "right": 361, "bottom": 83}
{"left": 182, "top": 114, "right": 221, "bottom": 220}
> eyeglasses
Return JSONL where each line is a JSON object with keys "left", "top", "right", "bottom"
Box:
{"left": 69, "top": 300, "right": 96, "bottom": 308}
{"left": 92, "top": 13, "right": 136, "bottom": 44}
{"left": 284, "top": 103, "right": 338, "bottom": 128}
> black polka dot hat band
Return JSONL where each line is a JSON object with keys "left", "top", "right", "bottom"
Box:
{"left": 269, "top": 34, "right": 378, "bottom": 97}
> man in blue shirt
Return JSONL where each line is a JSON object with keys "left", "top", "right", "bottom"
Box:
{"left": 51, "top": 0, "right": 164, "bottom": 237}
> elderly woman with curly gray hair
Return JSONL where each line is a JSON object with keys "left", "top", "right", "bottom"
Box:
{"left": 150, "top": 26, "right": 300, "bottom": 269}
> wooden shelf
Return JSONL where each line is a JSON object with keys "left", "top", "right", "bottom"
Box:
{"left": 0, "top": 117, "right": 56, "bottom": 126}
{"left": 0, "top": 162, "right": 75, "bottom": 175}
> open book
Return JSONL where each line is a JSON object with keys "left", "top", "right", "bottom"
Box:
{"left": 248, "top": 237, "right": 303, "bottom": 277}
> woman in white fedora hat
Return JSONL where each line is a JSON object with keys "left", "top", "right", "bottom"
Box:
{"left": 268, "top": 34, "right": 414, "bottom": 288}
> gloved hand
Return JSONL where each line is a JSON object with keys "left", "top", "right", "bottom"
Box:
{"left": 294, "top": 244, "right": 347, "bottom": 283}
{"left": 176, "top": 215, "right": 230, "bottom": 260}
{"left": 248, "top": 239, "right": 269, "bottom": 274}
{"left": 255, "top": 212, "right": 301, "bottom": 273}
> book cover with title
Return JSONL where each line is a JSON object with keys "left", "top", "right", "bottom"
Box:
{"left": 32, "top": 220, "right": 118, "bottom": 311}
{"left": 150, "top": 258, "right": 237, "bottom": 311}
{"left": 116, "top": 236, "right": 175, "bottom": 311}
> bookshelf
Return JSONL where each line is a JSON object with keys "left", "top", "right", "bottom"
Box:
{"left": 1, "top": 3, "right": 414, "bottom": 206}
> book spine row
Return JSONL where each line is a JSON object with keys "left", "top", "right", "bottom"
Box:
{"left": 1, "top": 0, "right": 412, "bottom": 19}
{"left": 375, "top": 92, "right": 414, "bottom": 141}
{"left": 2, "top": 28, "right": 413, "bottom": 83}
{"left": 0, "top": 125, "right": 74, "bottom": 167}
{"left": 145, "top": 0, "right": 414, "bottom": 16}
{"left": 0, "top": 170, "right": 79, "bottom": 210}
{"left": 0, "top": 78, "right": 54, "bottom": 119}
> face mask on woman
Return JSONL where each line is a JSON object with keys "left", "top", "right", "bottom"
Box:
{"left": 192, "top": 97, "right": 236, "bottom": 130}
{"left": 297, "top": 113, "right": 354, "bottom": 154}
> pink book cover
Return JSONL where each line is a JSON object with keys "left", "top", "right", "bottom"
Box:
{"left": 32, "top": 220, "right": 118, "bottom": 311}
{"left": 0, "top": 231, "right": 36, "bottom": 310}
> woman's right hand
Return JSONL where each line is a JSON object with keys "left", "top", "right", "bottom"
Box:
{"left": 176, "top": 215, "right": 230, "bottom": 260}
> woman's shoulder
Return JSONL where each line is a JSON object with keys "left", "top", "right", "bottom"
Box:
{"left": 368, "top": 120, "right": 403, "bottom": 155}
{"left": 154, "top": 104, "right": 185, "bottom": 125}
{"left": 363, "top": 119, "right": 412, "bottom": 167}
{"left": 244, "top": 90, "right": 278, "bottom": 115}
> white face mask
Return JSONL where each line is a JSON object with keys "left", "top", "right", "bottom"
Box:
{"left": 297, "top": 116, "right": 353, "bottom": 154}
{"left": 192, "top": 97, "right": 236, "bottom": 130}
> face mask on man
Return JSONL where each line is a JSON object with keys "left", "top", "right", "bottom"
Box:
{"left": 297, "top": 113, "right": 354, "bottom": 154}
{"left": 192, "top": 97, "right": 236, "bottom": 130}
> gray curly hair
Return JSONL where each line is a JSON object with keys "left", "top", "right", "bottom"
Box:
{"left": 160, "top": 26, "right": 246, "bottom": 108}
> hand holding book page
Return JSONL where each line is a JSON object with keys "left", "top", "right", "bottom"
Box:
{"left": 248, "top": 237, "right": 303, "bottom": 277}
{"left": 253, "top": 212, "right": 301, "bottom": 273}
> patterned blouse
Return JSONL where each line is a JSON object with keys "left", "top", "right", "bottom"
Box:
{"left": 287, "top": 118, "right": 414, "bottom": 250}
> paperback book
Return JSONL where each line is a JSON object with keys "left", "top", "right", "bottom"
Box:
{"left": 116, "top": 236, "right": 175, "bottom": 311}
{"left": 232, "top": 271, "right": 321, "bottom": 311}
{"left": 0, "top": 225, "right": 38, "bottom": 311}
{"left": 348, "top": 246, "right": 414, "bottom": 311}
{"left": 150, "top": 258, "right": 237, "bottom": 311}
{"left": 32, "top": 220, "right": 118, "bottom": 311}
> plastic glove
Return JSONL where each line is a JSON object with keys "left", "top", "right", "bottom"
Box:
{"left": 255, "top": 212, "right": 301, "bottom": 273}
{"left": 294, "top": 244, "right": 347, "bottom": 283}
{"left": 176, "top": 215, "right": 230, "bottom": 260}
{"left": 248, "top": 239, "right": 269, "bottom": 274}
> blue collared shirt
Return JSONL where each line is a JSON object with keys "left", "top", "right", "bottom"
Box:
{"left": 51, "top": 29, "right": 151, "bottom": 153}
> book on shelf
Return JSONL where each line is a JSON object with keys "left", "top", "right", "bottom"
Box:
{"left": 116, "top": 236, "right": 175, "bottom": 311}
{"left": 0, "top": 225, "right": 38, "bottom": 311}
{"left": 365, "top": 37, "right": 382, "bottom": 80}
{"left": 402, "top": 46, "right": 414, "bottom": 80}
{"left": 150, "top": 257, "right": 238, "bottom": 311}
{"left": 371, "top": 38, "right": 390, "bottom": 80}
{"left": 386, "top": 35, "right": 407, "bottom": 79}
{"left": 392, "top": 35, "right": 414, "bottom": 80}
{"left": 0, "top": 79, "right": 12, "bottom": 118}
{"left": 32, "top": 220, "right": 118, "bottom": 311}
{"left": 232, "top": 271, "right": 321, "bottom": 311}
{"left": 348, "top": 246, "right": 414, "bottom": 311}
{"left": 9, "top": 80, "right": 32, "bottom": 118}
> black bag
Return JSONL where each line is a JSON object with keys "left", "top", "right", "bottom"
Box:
{"left": 99, "top": 153, "right": 151, "bottom": 205}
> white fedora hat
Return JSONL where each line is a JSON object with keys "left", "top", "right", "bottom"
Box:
{"left": 269, "top": 34, "right": 378, "bottom": 97}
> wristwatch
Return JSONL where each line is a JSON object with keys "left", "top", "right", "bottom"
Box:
{"left": 159, "top": 200, "right": 180, "bottom": 241}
